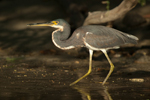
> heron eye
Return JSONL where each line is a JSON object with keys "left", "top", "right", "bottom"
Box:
{"left": 52, "top": 21, "right": 59, "bottom": 25}
{"left": 55, "top": 21, "right": 59, "bottom": 24}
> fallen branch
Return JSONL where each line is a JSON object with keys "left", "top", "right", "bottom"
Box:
{"left": 83, "top": 0, "right": 138, "bottom": 26}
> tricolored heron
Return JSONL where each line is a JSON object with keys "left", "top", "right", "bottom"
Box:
{"left": 27, "top": 19, "right": 138, "bottom": 85}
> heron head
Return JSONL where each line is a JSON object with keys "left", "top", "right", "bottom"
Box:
{"left": 27, "top": 19, "right": 65, "bottom": 31}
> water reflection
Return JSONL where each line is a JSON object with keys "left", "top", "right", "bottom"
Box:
{"left": 71, "top": 84, "right": 113, "bottom": 100}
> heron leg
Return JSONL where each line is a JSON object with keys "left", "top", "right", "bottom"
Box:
{"left": 70, "top": 50, "right": 93, "bottom": 86}
{"left": 101, "top": 49, "right": 114, "bottom": 85}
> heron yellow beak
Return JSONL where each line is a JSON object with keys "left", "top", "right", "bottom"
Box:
{"left": 27, "top": 21, "right": 59, "bottom": 27}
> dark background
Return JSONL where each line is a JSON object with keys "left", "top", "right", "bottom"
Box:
{"left": 0, "top": 0, "right": 150, "bottom": 100}
{"left": 0, "top": 0, "right": 150, "bottom": 55}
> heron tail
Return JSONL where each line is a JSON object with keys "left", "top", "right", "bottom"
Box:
{"left": 120, "top": 32, "right": 139, "bottom": 45}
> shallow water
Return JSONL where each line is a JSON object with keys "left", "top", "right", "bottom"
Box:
{"left": 0, "top": 56, "right": 150, "bottom": 100}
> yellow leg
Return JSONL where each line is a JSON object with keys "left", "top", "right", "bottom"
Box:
{"left": 101, "top": 49, "right": 114, "bottom": 85}
{"left": 73, "top": 86, "right": 91, "bottom": 100}
{"left": 70, "top": 50, "right": 93, "bottom": 86}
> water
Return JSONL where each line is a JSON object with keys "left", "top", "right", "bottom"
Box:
{"left": 0, "top": 60, "right": 149, "bottom": 100}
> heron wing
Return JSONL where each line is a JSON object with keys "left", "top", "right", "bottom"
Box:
{"left": 84, "top": 32, "right": 123, "bottom": 49}
{"left": 83, "top": 25, "right": 138, "bottom": 49}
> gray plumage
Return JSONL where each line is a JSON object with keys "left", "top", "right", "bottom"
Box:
{"left": 63, "top": 24, "right": 138, "bottom": 50}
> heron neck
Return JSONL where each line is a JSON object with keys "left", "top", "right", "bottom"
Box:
{"left": 52, "top": 24, "right": 75, "bottom": 50}
{"left": 60, "top": 23, "right": 71, "bottom": 40}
